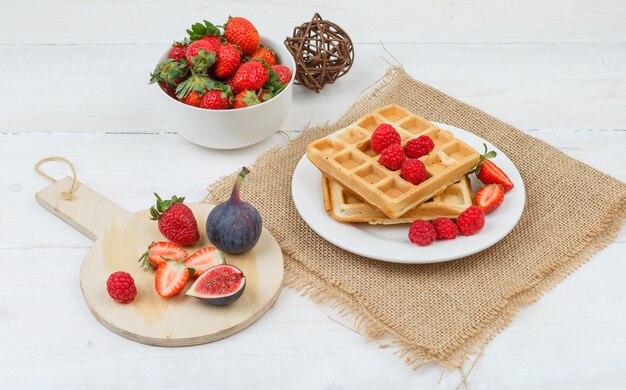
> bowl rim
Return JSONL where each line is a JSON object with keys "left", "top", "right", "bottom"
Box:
{"left": 155, "top": 35, "right": 296, "bottom": 113}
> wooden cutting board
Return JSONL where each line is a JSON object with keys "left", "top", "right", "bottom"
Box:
{"left": 36, "top": 177, "right": 284, "bottom": 347}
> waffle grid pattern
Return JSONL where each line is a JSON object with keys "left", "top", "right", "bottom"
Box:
{"left": 307, "top": 105, "right": 480, "bottom": 218}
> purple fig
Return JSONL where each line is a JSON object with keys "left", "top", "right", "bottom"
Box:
{"left": 206, "top": 167, "right": 262, "bottom": 254}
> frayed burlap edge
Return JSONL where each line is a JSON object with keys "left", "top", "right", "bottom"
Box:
{"left": 206, "top": 66, "right": 626, "bottom": 370}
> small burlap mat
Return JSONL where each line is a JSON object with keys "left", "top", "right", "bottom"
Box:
{"left": 206, "top": 67, "right": 626, "bottom": 370}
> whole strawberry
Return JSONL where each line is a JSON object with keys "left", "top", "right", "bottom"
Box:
{"left": 106, "top": 271, "right": 137, "bottom": 304}
{"left": 214, "top": 44, "right": 242, "bottom": 79}
{"left": 200, "top": 86, "right": 232, "bottom": 109}
{"left": 224, "top": 17, "right": 260, "bottom": 56}
{"left": 270, "top": 65, "right": 293, "bottom": 84}
{"left": 150, "top": 193, "right": 199, "bottom": 246}
{"left": 224, "top": 75, "right": 240, "bottom": 95}
{"left": 233, "top": 61, "right": 269, "bottom": 92}
{"left": 233, "top": 90, "right": 261, "bottom": 109}
{"left": 168, "top": 41, "right": 188, "bottom": 62}
{"left": 185, "top": 39, "right": 219, "bottom": 72}
{"left": 182, "top": 91, "right": 203, "bottom": 107}
{"left": 252, "top": 46, "right": 277, "bottom": 66}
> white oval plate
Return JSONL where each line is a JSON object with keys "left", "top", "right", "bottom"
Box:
{"left": 292, "top": 122, "right": 525, "bottom": 264}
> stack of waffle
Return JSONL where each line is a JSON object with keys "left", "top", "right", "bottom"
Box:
{"left": 306, "top": 105, "right": 480, "bottom": 224}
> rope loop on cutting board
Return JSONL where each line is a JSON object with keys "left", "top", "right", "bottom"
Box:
{"left": 35, "top": 157, "right": 77, "bottom": 200}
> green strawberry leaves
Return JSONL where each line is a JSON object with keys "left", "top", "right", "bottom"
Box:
{"left": 263, "top": 67, "right": 287, "bottom": 96}
{"left": 188, "top": 48, "right": 216, "bottom": 74}
{"left": 149, "top": 193, "right": 186, "bottom": 220}
{"left": 149, "top": 59, "right": 188, "bottom": 87}
{"left": 211, "top": 82, "right": 234, "bottom": 102}
{"left": 187, "top": 20, "right": 222, "bottom": 41}
{"left": 175, "top": 72, "right": 217, "bottom": 99}
{"left": 471, "top": 144, "right": 498, "bottom": 174}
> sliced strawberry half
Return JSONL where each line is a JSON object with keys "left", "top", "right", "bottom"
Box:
{"left": 473, "top": 144, "right": 514, "bottom": 191}
{"left": 475, "top": 184, "right": 505, "bottom": 214}
{"left": 138, "top": 241, "right": 188, "bottom": 268}
{"left": 155, "top": 260, "right": 192, "bottom": 298}
{"left": 183, "top": 247, "right": 226, "bottom": 277}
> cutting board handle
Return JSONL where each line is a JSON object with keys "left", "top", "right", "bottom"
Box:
{"left": 35, "top": 176, "right": 131, "bottom": 241}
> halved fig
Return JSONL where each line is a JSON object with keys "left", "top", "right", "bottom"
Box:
{"left": 185, "top": 264, "right": 245, "bottom": 306}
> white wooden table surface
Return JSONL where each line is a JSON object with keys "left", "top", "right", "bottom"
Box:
{"left": 1, "top": 1, "right": 625, "bottom": 388}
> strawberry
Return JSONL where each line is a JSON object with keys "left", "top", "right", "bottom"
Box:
{"left": 150, "top": 194, "right": 199, "bottom": 246}
{"left": 224, "top": 17, "right": 260, "bottom": 56}
{"left": 252, "top": 46, "right": 277, "bottom": 66}
{"left": 270, "top": 65, "right": 292, "bottom": 84}
{"left": 175, "top": 71, "right": 214, "bottom": 99}
{"left": 233, "top": 61, "right": 269, "bottom": 92}
{"left": 224, "top": 75, "right": 240, "bottom": 95}
{"left": 183, "top": 247, "right": 226, "bottom": 277}
{"left": 185, "top": 40, "right": 218, "bottom": 73}
{"left": 138, "top": 241, "right": 188, "bottom": 268}
{"left": 183, "top": 90, "right": 203, "bottom": 107}
{"left": 199, "top": 84, "right": 232, "bottom": 109}
{"left": 168, "top": 40, "right": 189, "bottom": 62}
{"left": 150, "top": 59, "right": 187, "bottom": 89}
{"left": 475, "top": 184, "right": 505, "bottom": 214}
{"left": 473, "top": 144, "right": 514, "bottom": 191}
{"left": 187, "top": 20, "right": 222, "bottom": 42}
{"left": 155, "top": 260, "right": 192, "bottom": 298}
{"left": 213, "top": 44, "right": 241, "bottom": 79}
{"left": 232, "top": 90, "right": 261, "bottom": 109}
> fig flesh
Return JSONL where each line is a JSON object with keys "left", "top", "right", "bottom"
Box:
{"left": 206, "top": 167, "right": 262, "bottom": 254}
{"left": 185, "top": 264, "right": 246, "bottom": 306}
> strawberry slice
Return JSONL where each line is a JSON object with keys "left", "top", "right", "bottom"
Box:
{"left": 138, "top": 241, "right": 187, "bottom": 268}
{"left": 473, "top": 144, "right": 514, "bottom": 191}
{"left": 155, "top": 260, "right": 192, "bottom": 298}
{"left": 475, "top": 184, "right": 505, "bottom": 214}
{"left": 183, "top": 247, "right": 226, "bottom": 277}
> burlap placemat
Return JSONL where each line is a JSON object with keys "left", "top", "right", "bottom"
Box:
{"left": 206, "top": 67, "right": 626, "bottom": 370}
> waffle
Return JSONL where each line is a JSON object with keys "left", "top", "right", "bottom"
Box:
{"left": 306, "top": 105, "right": 480, "bottom": 218}
{"left": 322, "top": 176, "right": 473, "bottom": 224}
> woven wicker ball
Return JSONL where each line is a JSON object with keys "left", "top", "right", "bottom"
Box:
{"left": 284, "top": 13, "right": 354, "bottom": 93}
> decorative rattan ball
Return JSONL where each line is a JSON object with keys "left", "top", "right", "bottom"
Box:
{"left": 284, "top": 13, "right": 354, "bottom": 93}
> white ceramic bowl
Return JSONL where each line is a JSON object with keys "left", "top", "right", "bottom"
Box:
{"left": 154, "top": 36, "right": 295, "bottom": 149}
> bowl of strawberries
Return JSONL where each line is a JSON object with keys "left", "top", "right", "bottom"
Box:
{"left": 150, "top": 17, "right": 295, "bottom": 149}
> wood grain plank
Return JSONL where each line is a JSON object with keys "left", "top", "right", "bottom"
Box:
{"left": 1, "top": 43, "right": 625, "bottom": 133}
{"left": 2, "top": 0, "right": 625, "bottom": 44}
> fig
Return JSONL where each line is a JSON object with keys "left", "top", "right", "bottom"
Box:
{"left": 206, "top": 167, "right": 262, "bottom": 254}
{"left": 185, "top": 264, "right": 246, "bottom": 306}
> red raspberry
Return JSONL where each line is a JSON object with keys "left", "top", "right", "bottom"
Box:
{"left": 405, "top": 135, "right": 435, "bottom": 158}
{"left": 408, "top": 220, "right": 436, "bottom": 246}
{"left": 379, "top": 144, "right": 406, "bottom": 171}
{"left": 401, "top": 159, "right": 428, "bottom": 185}
{"left": 370, "top": 124, "right": 401, "bottom": 154}
{"left": 456, "top": 206, "right": 485, "bottom": 236}
{"left": 106, "top": 272, "right": 137, "bottom": 304}
{"left": 431, "top": 217, "right": 457, "bottom": 240}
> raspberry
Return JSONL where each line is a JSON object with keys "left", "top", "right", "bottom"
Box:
{"left": 370, "top": 124, "right": 401, "bottom": 154}
{"left": 106, "top": 271, "right": 137, "bottom": 304}
{"left": 431, "top": 217, "right": 457, "bottom": 240}
{"left": 456, "top": 206, "right": 485, "bottom": 236}
{"left": 408, "top": 220, "right": 436, "bottom": 246}
{"left": 405, "top": 135, "right": 435, "bottom": 158}
{"left": 378, "top": 144, "right": 406, "bottom": 171}
{"left": 401, "top": 159, "right": 428, "bottom": 184}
